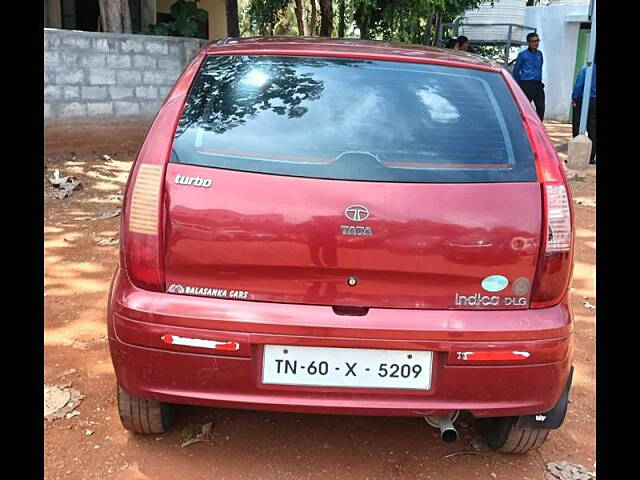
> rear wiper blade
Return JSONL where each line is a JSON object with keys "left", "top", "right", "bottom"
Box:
{"left": 335, "top": 151, "right": 382, "bottom": 163}
{"left": 331, "top": 151, "right": 387, "bottom": 173}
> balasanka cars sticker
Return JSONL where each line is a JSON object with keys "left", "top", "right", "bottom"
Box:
{"left": 167, "top": 284, "right": 249, "bottom": 299}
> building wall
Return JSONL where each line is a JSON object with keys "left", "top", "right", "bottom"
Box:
{"left": 157, "top": 0, "right": 227, "bottom": 40}
{"left": 523, "top": 4, "right": 590, "bottom": 121}
{"left": 203, "top": 0, "right": 228, "bottom": 40}
{"left": 44, "top": 0, "right": 224, "bottom": 36}
{"left": 44, "top": 28, "right": 206, "bottom": 120}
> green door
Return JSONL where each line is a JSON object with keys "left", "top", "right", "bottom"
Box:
{"left": 569, "top": 28, "right": 591, "bottom": 122}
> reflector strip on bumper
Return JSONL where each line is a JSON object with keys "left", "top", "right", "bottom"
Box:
{"left": 161, "top": 334, "right": 240, "bottom": 351}
{"left": 456, "top": 351, "right": 530, "bottom": 361}
{"left": 447, "top": 336, "right": 572, "bottom": 366}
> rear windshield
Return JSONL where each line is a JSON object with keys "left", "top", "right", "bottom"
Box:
{"left": 171, "top": 55, "right": 537, "bottom": 183}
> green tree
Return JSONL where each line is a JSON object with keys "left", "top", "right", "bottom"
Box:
{"left": 247, "top": 0, "right": 291, "bottom": 35}
{"left": 351, "top": 0, "right": 493, "bottom": 43}
{"left": 241, "top": 0, "right": 493, "bottom": 41}
{"left": 274, "top": 4, "right": 299, "bottom": 34}
{"left": 145, "top": 0, "right": 208, "bottom": 37}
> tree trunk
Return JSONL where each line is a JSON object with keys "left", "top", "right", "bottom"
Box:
{"left": 319, "top": 0, "right": 333, "bottom": 37}
{"left": 98, "top": 0, "right": 108, "bottom": 31}
{"left": 303, "top": 10, "right": 309, "bottom": 36}
{"left": 357, "top": 10, "right": 369, "bottom": 40}
{"left": 226, "top": 0, "right": 240, "bottom": 37}
{"left": 309, "top": 0, "right": 317, "bottom": 36}
{"left": 294, "top": 0, "right": 305, "bottom": 36}
{"left": 101, "top": 0, "right": 123, "bottom": 33}
{"left": 121, "top": 0, "right": 132, "bottom": 33}
{"left": 338, "top": 0, "right": 345, "bottom": 37}
{"left": 432, "top": 13, "right": 441, "bottom": 46}
{"left": 423, "top": 11, "right": 433, "bottom": 45}
{"left": 354, "top": 4, "right": 368, "bottom": 40}
{"left": 360, "top": 20, "right": 369, "bottom": 40}
{"left": 99, "top": 0, "right": 132, "bottom": 33}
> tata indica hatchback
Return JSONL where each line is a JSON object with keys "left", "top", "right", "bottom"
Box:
{"left": 108, "top": 37, "right": 574, "bottom": 453}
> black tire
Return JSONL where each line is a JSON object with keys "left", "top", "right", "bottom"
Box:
{"left": 476, "top": 417, "right": 550, "bottom": 454}
{"left": 117, "top": 386, "right": 176, "bottom": 434}
{"left": 497, "top": 426, "right": 550, "bottom": 453}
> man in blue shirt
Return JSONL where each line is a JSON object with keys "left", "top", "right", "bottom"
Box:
{"left": 572, "top": 63, "right": 596, "bottom": 164}
{"left": 513, "top": 32, "right": 545, "bottom": 120}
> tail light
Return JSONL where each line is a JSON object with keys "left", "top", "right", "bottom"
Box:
{"left": 500, "top": 70, "right": 574, "bottom": 309}
{"left": 525, "top": 111, "right": 574, "bottom": 308}
{"left": 124, "top": 162, "right": 165, "bottom": 291}
{"left": 121, "top": 99, "right": 188, "bottom": 291}
{"left": 120, "top": 50, "right": 206, "bottom": 292}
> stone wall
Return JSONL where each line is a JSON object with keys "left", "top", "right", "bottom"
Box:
{"left": 44, "top": 29, "right": 207, "bottom": 121}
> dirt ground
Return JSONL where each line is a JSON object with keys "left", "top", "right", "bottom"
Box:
{"left": 44, "top": 120, "right": 595, "bottom": 480}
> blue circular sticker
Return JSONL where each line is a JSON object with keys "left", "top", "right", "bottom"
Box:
{"left": 481, "top": 275, "right": 509, "bottom": 292}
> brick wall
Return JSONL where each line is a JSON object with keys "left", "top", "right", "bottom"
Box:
{"left": 44, "top": 29, "right": 207, "bottom": 121}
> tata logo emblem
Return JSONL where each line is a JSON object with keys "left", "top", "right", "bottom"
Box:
{"left": 344, "top": 205, "right": 369, "bottom": 222}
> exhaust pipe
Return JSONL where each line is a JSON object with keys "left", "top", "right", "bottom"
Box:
{"left": 437, "top": 416, "right": 459, "bottom": 443}
{"left": 425, "top": 413, "right": 459, "bottom": 443}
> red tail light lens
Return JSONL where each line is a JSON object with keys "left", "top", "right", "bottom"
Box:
{"left": 500, "top": 70, "right": 575, "bottom": 309}
{"left": 531, "top": 183, "right": 573, "bottom": 307}
{"left": 526, "top": 118, "right": 574, "bottom": 308}
{"left": 122, "top": 98, "right": 186, "bottom": 292}
{"left": 545, "top": 184, "right": 572, "bottom": 253}
{"left": 124, "top": 163, "right": 165, "bottom": 291}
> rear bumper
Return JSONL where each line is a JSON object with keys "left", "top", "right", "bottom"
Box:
{"left": 108, "top": 267, "right": 573, "bottom": 417}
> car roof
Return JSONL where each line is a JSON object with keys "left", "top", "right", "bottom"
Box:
{"left": 202, "top": 36, "right": 503, "bottom": 73}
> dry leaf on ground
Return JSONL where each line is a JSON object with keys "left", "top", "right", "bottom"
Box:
{"left": 44, "top": 385, "right": 83, "bottom": 420}
{"left": 546, "top": 461, "right": 595, "bottom": 480}
{"left": 48, "top": 169, "right": 83, "bottom": 199}
{"left": 90, "top": 232, "right": 119, "bottom": 246}
{"left": 75, "top": 209, "right": 121, "bottom": 222}
{"left": 180, "top": 422, "right": 214, "bottom": 448}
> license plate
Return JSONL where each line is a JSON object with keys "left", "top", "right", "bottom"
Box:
{"left": 262, "top": 345, "right": 432, "bottom": 390}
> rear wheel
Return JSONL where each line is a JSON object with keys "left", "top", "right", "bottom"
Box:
{"left": 476, "top": 417, "right": 550, "bottom": 453}
{"left": 117, "top": 386, "right": 176, "bottom": 434}
{"left": 497, "top": 426, "right": 550, "bottom": 453}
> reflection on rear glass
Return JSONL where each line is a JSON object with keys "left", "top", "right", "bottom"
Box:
{"left": 416, "top": 86, "right": 460, "bottom": 123}
{"left": 241, "top": 68, "right": 269, "bottom": 88}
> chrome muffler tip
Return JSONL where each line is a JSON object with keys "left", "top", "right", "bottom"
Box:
{"left": 425, "top": 412, "right": 460, "bottom": 443}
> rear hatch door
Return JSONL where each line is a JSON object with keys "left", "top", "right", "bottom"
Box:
{"left": 163, "top": 54, "right": 541, "bottom": 309}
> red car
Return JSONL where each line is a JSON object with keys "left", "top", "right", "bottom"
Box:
{"left": 109, "top": 37, "right": 574, "bottom": 453}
